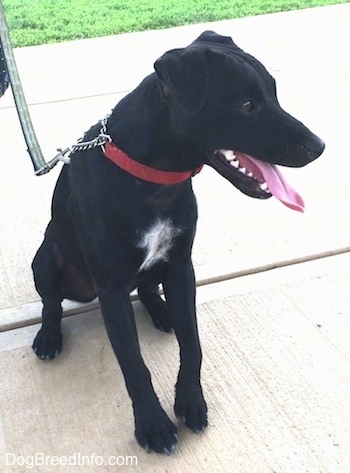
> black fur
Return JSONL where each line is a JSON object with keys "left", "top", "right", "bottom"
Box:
{"left": 32, "top": 31, "right": 324, "bottom": 454}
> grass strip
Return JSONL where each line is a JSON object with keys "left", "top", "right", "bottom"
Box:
{"left": 3, "top": 0, "right": 348, "bottom": 48}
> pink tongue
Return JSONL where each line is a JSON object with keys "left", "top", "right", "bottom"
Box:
{"left": 244, "top": 154, "right": 305, "bottom": 212}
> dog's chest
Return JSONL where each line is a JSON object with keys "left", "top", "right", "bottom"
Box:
{"left": 137, "top": 219, "right": 182, "bottom": 271}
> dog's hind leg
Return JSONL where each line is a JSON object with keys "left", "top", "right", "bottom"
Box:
{"left": 32, "top": 236, "right": 64, "bottom": 360}
{"left": 32, "top": 231, "right": 97, "bottom": 360}
{"left": 137, "top": 281, "right": 173, "bottom": 333}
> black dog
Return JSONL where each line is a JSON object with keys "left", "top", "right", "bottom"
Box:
{"left": 32, "top": 31, "right": 324, "bottom": 454}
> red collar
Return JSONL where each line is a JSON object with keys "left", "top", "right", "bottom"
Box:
{"left": 103, "top": 141, "right": 203, "bottom": 184}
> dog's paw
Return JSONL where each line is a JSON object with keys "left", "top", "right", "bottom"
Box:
{"left": 174, "top": 384, "right": 208, "bottom": 433}
{"left": 32, "top": 326, "right": 62, "bottom": 360}
{"left": 145, "top": 299, "right": 173, "bottom": 333}
{"left": 134, "top": 408, "right": 178, "bottom": 454}
{"left": 150, "top": 304, "right": 173, "bottom": 333}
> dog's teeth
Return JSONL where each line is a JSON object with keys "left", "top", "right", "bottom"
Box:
{"left": 230, "top": 160, "right": 239, "bottom": 169}
{"left": 223, "top": 150, "right": 235, "bottom": 161}
{"left": 259, "top": 182, "right": 269, "bottom": 191}
{"left": 239, "top": 167, "right": 247, "bottom": 174}
{"left": 247, "top": 172, "right": 253, "bottom": 178}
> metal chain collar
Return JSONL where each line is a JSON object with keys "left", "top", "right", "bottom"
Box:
{"left": 49, "top": 114, "right": 112, "bottom": 167}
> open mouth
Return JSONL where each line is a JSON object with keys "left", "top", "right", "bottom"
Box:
{"left": 210, "top": 149, "right": 305, "bottom": 212}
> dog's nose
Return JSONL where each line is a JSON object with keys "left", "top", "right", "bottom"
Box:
{"left": 308, "top": 137, "right": 325, "bottom": 160}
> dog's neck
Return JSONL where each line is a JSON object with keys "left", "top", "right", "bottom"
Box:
{"left": 107, "top": 75, "right": 202, "bottom": 175}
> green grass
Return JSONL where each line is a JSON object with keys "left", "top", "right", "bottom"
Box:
{"left": 3, "top": 0, "right": 348, "bottom": 48}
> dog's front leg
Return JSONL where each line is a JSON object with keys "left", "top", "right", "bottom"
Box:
{"left": 98, "top": 283, "right": 178, "bottom": 454}
{"left": 163, "top": 259, "right": 208, "bottom": 433}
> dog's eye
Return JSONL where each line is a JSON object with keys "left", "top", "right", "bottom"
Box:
{"left": 240, "top": 100, "right": 255, "bottom": 113}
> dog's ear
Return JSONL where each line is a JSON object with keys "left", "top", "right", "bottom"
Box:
{"left": 193, "top": 30, "right": 237, "bottom": 48}
{"left": 154, "top": 49, "right": 208, "bottom": 117}
{"left": 193, "top": 30, "right": 243, "bottom": 53}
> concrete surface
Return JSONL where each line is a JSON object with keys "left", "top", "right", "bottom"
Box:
{"left": 0, "top": 4, "right": 350, "bottom": 472}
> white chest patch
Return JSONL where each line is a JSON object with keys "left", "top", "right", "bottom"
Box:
{"left": 137, "top": 219, "right": 182, "bottom": 272}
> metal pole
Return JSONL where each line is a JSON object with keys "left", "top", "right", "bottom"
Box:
{"left": 0, "top": 0, "right": 49, "bottom": 175}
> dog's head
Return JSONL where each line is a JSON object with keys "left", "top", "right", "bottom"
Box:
{"left": 154, "top": 31, "right": 325, "bottom": 212}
